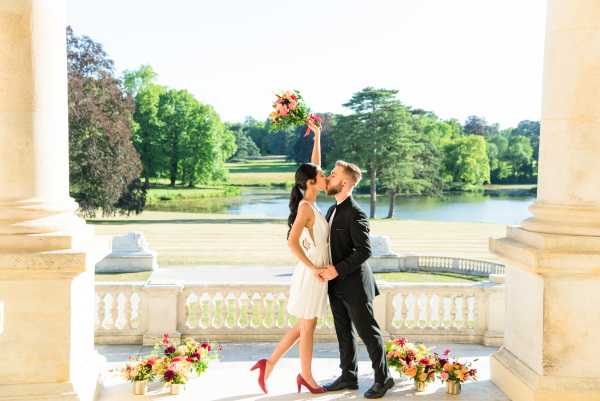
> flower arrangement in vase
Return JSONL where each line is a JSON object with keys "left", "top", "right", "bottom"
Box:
{"left": 119, "top": 333, "right": 221, "bottom": 396}
{"left": 120, "top": 356, "right": 157, "bottom": 395}
{"left": 385, "top": 337, "right": 439, "bottom": 392}
{"left": 439, "top": 352, "right": 478, "bottom": 395}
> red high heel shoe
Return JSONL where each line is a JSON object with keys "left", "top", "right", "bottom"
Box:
{"left": 297, "top": 374, "right": 327, "bottom": 394}
{"left": 250, "top": 359, "right": 268, "bottom": 394}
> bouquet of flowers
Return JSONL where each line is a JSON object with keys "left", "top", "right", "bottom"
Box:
{"left": 180, "top": 337, "right": 221, "bottom": 376}
{"left": 120, "top": 355, "right": 158, "bottom": 382}
{"left": 439, "top": 354, "right": 478, "bottom": 383}
{"left": 269, "top": 90, "right": 321, "bottom": 136}
{"left": 385, "top": 337, "right": 439, "bottom": 385}
{"left": 154, "top": 333, "right": 221, "bottom": 378}
{"left": 155, "top": 356, "right": 191, "bottom": 385}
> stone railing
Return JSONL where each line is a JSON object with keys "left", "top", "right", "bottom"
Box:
{"left": 95, "top": 278, "right": 504, "bottom": 347}
{"left": 95, "top": 282, "right": 147, "bottom": 344}
{"left": 369, "top": 255, "right": 505, "bottom": 276}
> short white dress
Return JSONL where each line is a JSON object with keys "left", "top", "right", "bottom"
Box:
{"left": 286, "top": 200, "right": 330, "bottom": 319}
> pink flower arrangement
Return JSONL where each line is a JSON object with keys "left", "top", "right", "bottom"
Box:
{"left": 269, "top": 90, "right": 321, "bottom": 136}
{"left": 439, "top": 352, "right": 478, "bottom": 383}
{"left": 386, "top": 338, "right": 479, "bottom": 388}
{"left": 385, "top": 337, "right": 439, "bottom": 384}
{"left": 120, "top": 355, "right": 157, "bottom": 382}
{"left": 120, "top": 333, "right": 222, "bottom": 387}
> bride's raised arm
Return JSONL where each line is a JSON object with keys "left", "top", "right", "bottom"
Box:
{"left": 309, "top": 122, "right": 321, "bottom": 167}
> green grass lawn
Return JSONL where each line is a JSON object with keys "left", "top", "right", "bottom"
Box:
{"left": 96, "top": 270, "right": 486, "bottom": 283}
{"left": 226, "top": 158, "right": 296, "bottom": 187}
{"left": 374, "top": 272, "right": 487, "bottom": 283}
{"left": 146, "top": 184, "right": 240, "bottom": 213}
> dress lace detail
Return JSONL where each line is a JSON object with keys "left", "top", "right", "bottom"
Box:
{"left": 286, "top": 200, "right": 331, "bottom": 319}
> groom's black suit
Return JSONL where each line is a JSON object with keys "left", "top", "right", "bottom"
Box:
{"left": 326, "top": 196, "right": 390, "bottom": 384}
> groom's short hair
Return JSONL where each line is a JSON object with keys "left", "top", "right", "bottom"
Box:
{"left": 335, "top": 160, "right": 362, "bottom": 185}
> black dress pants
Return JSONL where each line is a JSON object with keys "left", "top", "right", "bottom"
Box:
{"left": 328, "top": 291, "right": 390, "bottom": 384}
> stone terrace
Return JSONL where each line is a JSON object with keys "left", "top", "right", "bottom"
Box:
{"left": 98, "top": 342, "right": 508, "bottom": 401}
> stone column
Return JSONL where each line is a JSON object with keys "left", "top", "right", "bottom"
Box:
{"left": 490, "top": 1, "right": 600, "bottom": 400}
{"left": 0, "top": 0, "right": 89, "bottom": 252}
{"left": 0, "top": 1, "right": 106, "bottom": 400}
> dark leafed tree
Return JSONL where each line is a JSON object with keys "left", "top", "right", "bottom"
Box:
{"left": 67, "top": 26, "right": 144, "bottom": 217}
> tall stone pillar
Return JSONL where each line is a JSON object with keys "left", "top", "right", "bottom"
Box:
{"left": 490, "top": 1, "right": 600, "bottom": 400}
{"left": 0, "top": 1, "right": 106, "bottom": 400}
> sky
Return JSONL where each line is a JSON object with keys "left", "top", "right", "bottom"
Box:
{"left": 67, "top": 0, "right": 547, "bottom": 129}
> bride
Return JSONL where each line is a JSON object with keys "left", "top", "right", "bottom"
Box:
{"left": 250, "top": 120, "right": 329, "bottom": 394}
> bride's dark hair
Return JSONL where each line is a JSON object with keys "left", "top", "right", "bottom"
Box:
{"left": 287, "top": 163, "right": 319, "bottom": 239}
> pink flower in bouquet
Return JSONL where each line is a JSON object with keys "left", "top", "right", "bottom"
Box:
{"left": 162, "top": 333, "right": 170, "bottom": 345}
{"left": 269, "top": 90, "right": 317, "bottom": 133}
{"left": 164, "top": 369, "right": 175, "bottom": 382}
{"left": 200, "top": 342, "right": 212, "bottom": 351}
{"left": 393, "top": 337, "right": 407, "bottom": 347}
{"left": 441, "top": 371, "right": 449, "bottom": 381}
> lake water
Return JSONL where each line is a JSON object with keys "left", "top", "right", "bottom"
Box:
{"left": 224, "top": 189, "right": 535, "bottom": 225}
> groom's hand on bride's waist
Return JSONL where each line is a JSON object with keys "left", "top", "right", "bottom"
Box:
{"left": 319, "top": 265, "right": 339, "bottom": 281}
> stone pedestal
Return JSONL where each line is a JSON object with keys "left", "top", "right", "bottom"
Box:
{"left": 142, "top": 282, "right": 183, "bottom": 346}
{"left": 489, "top": 1, "right": 600, "bottom": 400}
{"left": 0, "top": 1, "right": 107, "bottom": 400}
{"left": 368, "top": 234, "right": 403, "bottom": 272}
{"left": 96, "top": 232, "right": 157, "bottom": 273}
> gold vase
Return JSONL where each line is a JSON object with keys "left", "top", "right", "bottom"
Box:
{"left": 447, "top": 380, "right": 461, "bottom": 395}
{"left": 415, "top": 380, "right": 427, "bottom": 392}
{"left": 170, "top": 383, "right": 184, "bottom": 395}
{"left": 132, "top": 380, "right": 148, "bottom": 395}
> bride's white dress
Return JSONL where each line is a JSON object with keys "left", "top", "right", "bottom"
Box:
{"left": 286, "top": 200, "right": 330, "bottom": 319}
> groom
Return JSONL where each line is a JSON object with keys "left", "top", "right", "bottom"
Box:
{"left": 319, "top": 161, "right": 394, "bottom": 399}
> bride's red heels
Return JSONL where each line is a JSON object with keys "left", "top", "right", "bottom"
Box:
{"left": 250, "top": 359, "right": 268, "bottom": 394}
{"left": 297, "top": 373, "right": 327, "bottom": 394}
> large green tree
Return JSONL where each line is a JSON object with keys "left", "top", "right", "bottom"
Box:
{"left": 331, "top": 87, "right": 409, "bottom": 217}
{"left": 156, "top": 89, "right": 236, "bottom": 187}
{"left": 444, "top": 135, "right": 490, "bottom": 186}
{"left": 67, "top": 27, "right": 144, "bottom": 217}
{"left": 123, "top": 65, "right": 167, "bottom": 184}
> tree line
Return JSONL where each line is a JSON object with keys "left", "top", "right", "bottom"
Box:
{"left": 232, "top": 88, "right": 539, "bottom": 218}
{"left": 67, "top": 27, "right": 538, "bottom": 218}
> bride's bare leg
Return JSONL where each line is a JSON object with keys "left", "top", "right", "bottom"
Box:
{"left": 266, "top": 324, "right": 300, "bottom": 380}
{"left": 299, "top": 318, "right": 319, "bottom": 387}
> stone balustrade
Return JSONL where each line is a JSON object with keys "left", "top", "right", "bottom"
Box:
{"left": 95, "top": 279, "right": 504, "bottom": 347}
{"left": 369, "top": 254, "right": 505, "bottom": 276}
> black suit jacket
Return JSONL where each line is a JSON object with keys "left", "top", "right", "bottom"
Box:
{"left": 326, "top": 196, "right": 379, "bottom": 303}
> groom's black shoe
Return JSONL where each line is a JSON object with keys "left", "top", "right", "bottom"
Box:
{"left": 364, "top": 377, "right": 395, "bottom": 399}
{"left": 323, "top": 376, "right": 359, "bottom": 391}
